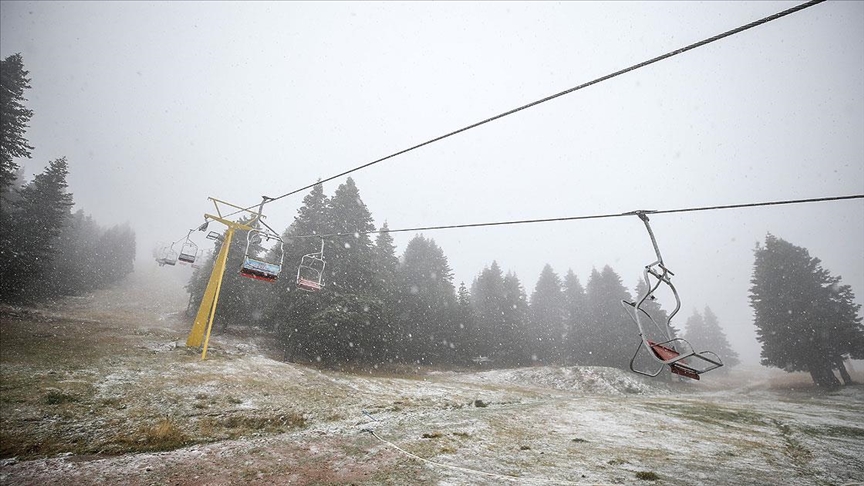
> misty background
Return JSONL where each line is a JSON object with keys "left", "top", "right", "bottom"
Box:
{"left": 1, "top": 1, "right": 862, "bottom": 365}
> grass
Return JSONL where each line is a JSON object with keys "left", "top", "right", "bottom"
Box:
{"left": 799, "top": 424, "right": 864, "bottom": 439}
{"left": 645, "top": 401, "right": 768, "bottom": 428}
{"left": 4, "top": 283, "right": 864, "bottom": 485}
{"left": 635, "top": 471, "right": 660, "bottom": 481}
{"left": 42, "top": 390, "right": 79, "bottom": 405}
{"left": 133, "top": 417, "right": 191, "bottom": 452}
{"left": 0, "top": 302, "right": 314, "bottom": 459}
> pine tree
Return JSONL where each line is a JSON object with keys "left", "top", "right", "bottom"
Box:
{"left": 279, "top": 182, "right": 330, "bottom": 287}
{"left": 51, "top": 210, "right": 101, "bottom": 295}
{"left": 289, "top": 178, "right": 382, "bottom": 366}
{"left": 583, "top": 265, "right": 634, "bottom": 369}
{"left": 562, "top": 269, "right": 587, "bottom": 365}
{"left": 1, "top": 53, "right": 34, "bottom": 191}
{"left": 268, "top": 183, "right": 329, "bottom": 360}
{"left": 454, "top": 282, "right": 478, "bottom": 365}
{"left": 502, "top": 271, "right": 530, "bottom": 366}
{"left": 683, "top": 306, "right": 740, "bottom": 371}
{"left": 393, "top": 234, "right": 457, "bottom": 365}
{"left": 750, "top": 234, "right": 864, "bottom": 387}
{"left": 371, "top": 223, "right": 401, "bottom": 362}
{"left": 372, "top": 222, "right": 399, "bottom": 288}
{"left": 0, "top": 157, "right": 74, "bottom": 301}
{"left": 471, "top": 261, "right": 506, "bottom": 362}
{"left": 824, "top": 281, "right": 864, "bottom": 384}
{"left": 529, "top": 264, "right": 566, "bottom": 364}
{"left": 325, "top": 177, "right": 375, "bottom": 294}
{"left": 96, "top": 223, "right": 136, "bottom": 286}
{"left": 49, "top": 212, "right": 136, "bottom": 296}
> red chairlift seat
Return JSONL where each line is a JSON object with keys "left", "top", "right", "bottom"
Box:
{"left": 647, "top": 341, "right": 701, "bottom": 381}
{"left": 296, "top": 237, "right": 326, "bottom": 292}
{"left": 296, "top": 277, "right": 321, "bottom": 291}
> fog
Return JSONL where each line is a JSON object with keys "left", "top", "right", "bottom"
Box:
{"left": 1, "top": 1, "right": 862, "bottom": 365}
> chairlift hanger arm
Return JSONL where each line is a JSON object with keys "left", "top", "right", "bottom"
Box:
{"left": 627, "top": 210, "right": 666, "bottom": 270}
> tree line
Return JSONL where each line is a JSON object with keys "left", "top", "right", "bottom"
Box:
{"left": 186, "top": 178, "right": 742, "bottom": 374}
{"left": 0, "top": 54, "right": 136, "bottom": 303}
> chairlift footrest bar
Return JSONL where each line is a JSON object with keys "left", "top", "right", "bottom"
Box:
{"left": 670, "top": 363, "right": 700, "bottom": 380}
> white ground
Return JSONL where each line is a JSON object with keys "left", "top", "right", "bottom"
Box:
{"left": 1, "top": 270, "right": 863, "bottom": 486}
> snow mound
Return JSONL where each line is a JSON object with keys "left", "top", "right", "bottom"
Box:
{"left": 440, "top": 365, "right": 669, "bottom": 396}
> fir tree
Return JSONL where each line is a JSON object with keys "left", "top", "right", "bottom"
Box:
{"left": 371, "top": 223, "right": 401, "bottom": 361}
{"left": 324, "top": 177, "right": 375, "bottom": 294}
{"left": 502, "top": 271, "right": 530, "bottom": 366}
{"left": 48, "top": 213, "right": 136, "bottom": 296}
{"left": 372, "top": 222, "right": 399, "bottom": 288}
{"left": 0, "top": 157, "right": 74, "bottom": 301}
{"left": 1, "top": 53, "right": 34, "bottom": 191}
{"left": 471, "top": 261, "right": 506, "bottom": 361}
{"left": 583, "top": 265, "right": 633, "bottom": 369}
{"left": 749, "top": 234, "right": 863, "bottom": 387}
{"left": 454, "top": 281, "right": 478, "bottom": 365}
{"left": 51, "top": 210, "right": 102, "bottom": 295}
{"left": 268, "top": 183, "right": 329, "bottom": 359}
{"left": 683, "top": 306, "right": 740, "bottom": 371}
{"left": 286, "top": 178, "right": 382, "bottom": 366}
{"left": 529, "top": 264, "right": 566, "bottom": 364}
{"left": 562, "top": 269, "right": 587, "bottom": 365}
{"left": 394, "top": 234, "right": 457, "bottom": 364}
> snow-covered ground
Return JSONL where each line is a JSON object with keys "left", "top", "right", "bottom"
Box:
{"left": 1, "top": 271, "right": 862, "bottom": 485}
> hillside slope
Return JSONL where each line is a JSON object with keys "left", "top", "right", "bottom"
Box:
{"left": 2, "top": 270, "right": 863, "bottom": 485}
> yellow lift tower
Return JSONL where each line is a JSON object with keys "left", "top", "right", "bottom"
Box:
{"left": 186, "top": 197, "right": 265, "bottom": 359}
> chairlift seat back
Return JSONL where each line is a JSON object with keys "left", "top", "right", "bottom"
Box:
{"left": 240, "top": 257, "right": 281, "bottom": 282}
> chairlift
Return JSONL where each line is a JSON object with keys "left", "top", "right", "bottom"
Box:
{"left": 296, "top": 237, "right": 326, "bottom": 292}
{"left": 156, "top": 244, "right": 178, "bottom": 267}
{"left": 178, "top": 231, "right": 199, "bottom": 264}
{"left": 239, "top": 229, "right": 284, "bottom": 283}
{"left": 621, "top": 212, "right": 723, "bottom": 380}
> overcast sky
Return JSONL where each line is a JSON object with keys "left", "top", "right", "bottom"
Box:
{"left": 2, "top": 1, "right": 862, "bottom": 364}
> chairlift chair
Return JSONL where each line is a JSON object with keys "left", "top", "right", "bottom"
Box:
{"left": 239, "top": 229, "right": 284, "bottom": 283}
{"left": 296, "top": 237, "right": 326, "bottom": 292}
{"left": 622, "top": 212, "right": 723, "bottom": 380}
{"left": 157, "top": 245, "right": 178, "bottom": 266}
{"left": 178, "top": 231, "right": 199, "bottom": 264}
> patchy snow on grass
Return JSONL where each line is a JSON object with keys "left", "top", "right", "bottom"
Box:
{"left": 3, "top": 272, "right": 864, "bottom": 485}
